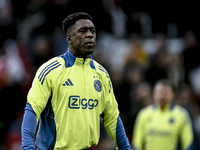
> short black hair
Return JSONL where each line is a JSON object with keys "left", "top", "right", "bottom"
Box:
{"left": 62, "top": 12, "right": 93, "bottom": 35}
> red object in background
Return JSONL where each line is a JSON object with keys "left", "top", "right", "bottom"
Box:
{"left": 0, "top": 56, "right": 8, "bottom": 90}
{"left": 5, "top": 110, "right": 23, "bottom": 150}
{"left": 5, "top": 131, "right": 21, "bottom": 150}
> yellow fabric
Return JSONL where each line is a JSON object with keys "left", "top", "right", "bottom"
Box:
{"left": 28, "top": 51, "right": 119, "bottom": 149}
{"left": 132, "top": 104, "right": 193, "bottom": 150}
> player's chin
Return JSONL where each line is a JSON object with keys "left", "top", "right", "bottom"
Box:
{"left": 84, "top": 47, "right": 94, "bottom": 55}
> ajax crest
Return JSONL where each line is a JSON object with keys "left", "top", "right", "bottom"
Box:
{"left": 94, "top": 80, "right": 102, "bottom": 92}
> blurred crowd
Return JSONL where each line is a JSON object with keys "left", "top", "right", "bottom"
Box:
{"left": 1, "top": 0, "right": 200, "bottom": 150}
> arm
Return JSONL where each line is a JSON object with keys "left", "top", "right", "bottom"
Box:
{"left": 132, "top": 109, "right": 146, "bottom": 150}
{"left": 102, "top": 73, "right": 131, "bottom": 149}
{"left": 21, "top": 103, "right": 37, "bottom": 150}
{"left": 116, "top": 116, "right": 132, "bottom": 149}
{"left": 103, "top": 112, "right": 132, "bottom": 150}
{"left": 180, "top": 109, "right": 194, "bottom": 150}
{"left": 21, "top": 60, "right": 54, "bottom": 149}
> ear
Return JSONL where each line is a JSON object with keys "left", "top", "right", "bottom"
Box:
{"left": 66, "top": 34, "right": 72, "bottom": 44}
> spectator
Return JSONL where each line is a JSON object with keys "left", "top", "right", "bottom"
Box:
{"left": 0, "top": 38, "right": 27, "bottom": 147}
{"left": 167, "top": 53, "right": 185, "bottom": 93}
{"left": 30, "top": 35, "right": 55, "bottom": 70}
{"left": 125, "top": 33, "right": 149, "bottom": 70}
{"left": 183, "top": 30, "right": 200, "bottom": 85}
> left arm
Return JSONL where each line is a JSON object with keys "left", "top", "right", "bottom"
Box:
{"left": 116, "top": 116, "right": 132, "bottom": 149}
{"left": 102, "top": 74, "right": 132, "bottom": 150}
{"left": 103, "top": 108, "right": 131, "bottom": 150}
{"left": 180, "top": 109, "right": 194, "bottom": 150}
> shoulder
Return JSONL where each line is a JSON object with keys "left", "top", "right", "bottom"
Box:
{"left": 137, "top": 105, "right": 155, "bottom": 118}
{"left": 134, "top": 105, "right": 155, "bottom": 125}
{"left": 173, "top": 105, "right": 191, "bottom": 121}
{"left": 93, "top": 60, "right": 109, "bottom": 75}
{"left": 92, "top": 60, "right": 110, "bottom": 83}
{"left": 173, "top": 105, "right": 189, "bottom": 114}
{"left": 37, "top": 56, "right": 64, "bottom": 74}
{"left": 35, "top": 56, "right": 64, "bottom": 84}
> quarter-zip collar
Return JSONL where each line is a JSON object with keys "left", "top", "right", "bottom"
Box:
{"left": 60, "top": 49, "right": 95, "bottom": 69}
{"left": 153, "top": 102, "right": 175, "bottom": 112}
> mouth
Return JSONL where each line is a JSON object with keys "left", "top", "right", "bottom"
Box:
{"left": 84, "top": 41, "right": 94, "bottom": 46}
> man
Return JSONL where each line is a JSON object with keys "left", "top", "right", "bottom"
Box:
{"left": 132, "top": 79, "right": 194, "bottom": 150}
{"left": 21, "top": 12, "right": 132, "bottom": 150}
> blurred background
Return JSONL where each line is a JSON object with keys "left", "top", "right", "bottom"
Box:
{"left": 1, "top": 0, "right": 200, "bottom": 149}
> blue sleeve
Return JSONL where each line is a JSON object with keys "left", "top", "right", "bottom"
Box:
{"left": 21, "top": 102, "right": 37, "bottom": 150}
{"left": 116, "top": 116, "right": 132, "bottom": 150}
{"left": 176, "top": 141, "right": 193, "bottom": 150}
{"left": 187, "top": 144, "right": 194, "bottom": 150}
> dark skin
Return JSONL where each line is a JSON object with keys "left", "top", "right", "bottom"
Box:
{"left": 66, "top": 19, "right": 96, "bottom": 59}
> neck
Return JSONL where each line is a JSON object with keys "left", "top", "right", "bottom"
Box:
{"left": 159, "top": 103, "right": 169, "bottom": 111}
{"left": 68, "top": 47, "right": 90, "bottom": 60}
{"left": 160, "top": 105, "right": 166, "bottom": 110}
{"left": 70, "top": 51, "right": 89, "bottom": 60}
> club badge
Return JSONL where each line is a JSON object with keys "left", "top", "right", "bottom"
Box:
{"left": 94, "top": 79, "right": 102, "bottom": 92}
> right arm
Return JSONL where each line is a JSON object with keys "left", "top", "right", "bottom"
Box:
{"left": 132, "top": 109, "right": 146, "bottom": 150}
{"left": 21, "top": 59, "right": 55, "bottom": 149}
{"left": 21, "top": 103, "right": 37, "bottom": 149}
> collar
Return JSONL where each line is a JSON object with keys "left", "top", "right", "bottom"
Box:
{"left": 153, "top": 102, "right": 175, "bottom": 111}
{"left": 60, "top": 49, "right": 95, "bottom": 69}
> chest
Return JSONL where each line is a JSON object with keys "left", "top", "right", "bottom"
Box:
{"left": 52, "top": 64, "right": 104, "bottom": 111}
{"left": 145, "top": 111, "right": 182, "bottom": 138}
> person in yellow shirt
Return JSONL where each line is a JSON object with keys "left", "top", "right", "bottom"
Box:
{"left": 21, "top": 12, "right": 132, "bottom": 150}
{"left": 132, "top": 79, "right": 193, "bottom": 150}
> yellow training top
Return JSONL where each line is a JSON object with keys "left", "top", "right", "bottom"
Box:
{"left": 132, "top": 104, "right": 193, "bottom": 150}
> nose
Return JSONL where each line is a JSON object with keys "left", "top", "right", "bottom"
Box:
{"left": 86, "top": 30, "right": 93, "bottom": 38}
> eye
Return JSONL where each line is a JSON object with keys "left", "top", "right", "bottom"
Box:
{"left": 79, "top": 28, "right": 87, "bottom": 33}
{"left": 90, "top": 29, "right": 96, "bottom": 34}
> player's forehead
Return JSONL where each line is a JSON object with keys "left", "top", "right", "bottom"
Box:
{"left": 154, "top": 83, "right": 172, "bottom": 93}
{"left": 74, "top": 19, "right": 95, "bottom": 29}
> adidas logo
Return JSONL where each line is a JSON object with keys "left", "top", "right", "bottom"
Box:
{"left": 63, "top": 79, "right": 74, "bottom": 86}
